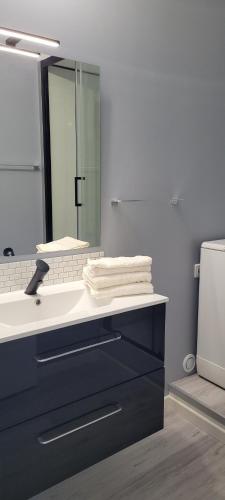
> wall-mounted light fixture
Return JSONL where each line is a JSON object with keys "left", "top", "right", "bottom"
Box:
{"left": 0, "top": 27, "right": 60, "bottom": 58}
{"left": 0, "top": 27, "right": 60, "bottom": 48}
{"left": 0, "top": 44, "right": 40, "bottom": 59}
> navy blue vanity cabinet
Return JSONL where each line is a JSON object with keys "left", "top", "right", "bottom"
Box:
{"left": 0, "top": 303, "right": 166, "bottom": 500}
{"left": 0, "top": 304, "right": 165, "bottom": 431}
{"left": 0, "top": 336, "right": 37, "bottom": 400}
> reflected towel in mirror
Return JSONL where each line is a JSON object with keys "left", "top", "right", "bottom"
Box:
{"left": 36, "top": 236, "right": 89, "bottom": 253}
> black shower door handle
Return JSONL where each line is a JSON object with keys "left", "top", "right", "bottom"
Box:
{"left": 74, "top": 176, "right": 86, "bottom": 207}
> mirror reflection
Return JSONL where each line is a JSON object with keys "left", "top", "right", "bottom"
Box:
{"left": 0, "top": 53, "right": 100, "bottom": 257}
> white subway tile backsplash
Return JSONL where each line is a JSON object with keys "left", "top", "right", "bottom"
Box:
{"left": 1, "top": 275, "right": 8, "bottom": 282}
{"left": 63, "top": 277, "right": 73, "bottom": 283}
{"left": 4, "top": 269, "right": 14, "bottom": 276}
{"left": 63, "top": 266, "right": 73, "bottom": 273}
{"left": 53, "top": 279, "right": 61, "bottom": 285}
{"left": 58, "top": 261, "right": 65, "bottom": 268}
{"left": 20, "top": 261, "right": 27, "bottom": 267}
{"left": 0, "top": 250, "right": 103, "bottom": 294}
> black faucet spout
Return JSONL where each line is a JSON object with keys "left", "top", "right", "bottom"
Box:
{"left": 25, "top": 259, "right": 50, "bottom": 295}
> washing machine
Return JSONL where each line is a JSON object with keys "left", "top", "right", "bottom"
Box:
{"left": 197, "top": 239, "right": 225, "bottom": 389}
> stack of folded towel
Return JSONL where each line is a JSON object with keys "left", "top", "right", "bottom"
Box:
{"left": 83, "top": 256, "right": 153, "bottom": 299}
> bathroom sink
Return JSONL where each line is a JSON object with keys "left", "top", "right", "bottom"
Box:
{"left": 0, "top": 280, "right": 168, "bottom": 342}
{"left": 0, "top": 287, "right": 86, "bottom": 327}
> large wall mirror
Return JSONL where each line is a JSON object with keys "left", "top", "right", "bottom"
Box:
{"left": 0, "top": 52, "right": 100, "bottom": 259}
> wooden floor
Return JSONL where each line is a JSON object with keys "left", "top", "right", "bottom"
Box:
{"left": 170, "top": 374, "right": 225, "bottom": 423}
{"left": 31, "top": 400, "right": 225, "bottom": 500}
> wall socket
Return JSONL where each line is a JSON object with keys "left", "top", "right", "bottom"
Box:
{"left": 194, "top": 263, "right": 200, "bottom": 279}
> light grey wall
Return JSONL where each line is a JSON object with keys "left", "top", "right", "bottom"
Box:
{"left": 1, "top": 0, "right": 225, "bottom": 384}
{"left": 0, "top": 54, "right": 43, "bottom": 254}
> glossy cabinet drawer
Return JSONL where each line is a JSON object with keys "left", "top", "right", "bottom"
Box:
{"left": 0, "top": 305, "right": 165, "bottom": 430}
{"left": 0, "top": 337, "right": 36, "bottom": 399}
{"left": 0, "top": 369, "right": 164, "bottom": 500}
{"left": 36, "top": 304, "right": 165, "bottom": 363}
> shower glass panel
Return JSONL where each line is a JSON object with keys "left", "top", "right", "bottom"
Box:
{"left": 43, "top": 57, "right": 100, "bottom": 248}
{"left": 48, "top": 64, "right": 77, "bottom": 240}
{"left": 76, "top": 62, "right": 100, "bottom": 247}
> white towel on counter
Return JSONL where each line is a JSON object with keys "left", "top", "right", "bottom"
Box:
{"left": 36, "top": 236, "right": 89, "bottom": 253}
{"left": 86, "top": 264, "right": 151, "bottom": 277}
{"left": 87, "top": 256, "right": 152, "bottom": 277}
{"left": 83, "top": 267, "right": 152, "bottom": 290}
{"left": 87, "top": 255, "right": 152, "bottom": 271}
{"left": 86, "top": 281, "right": 154, "bottom": 299}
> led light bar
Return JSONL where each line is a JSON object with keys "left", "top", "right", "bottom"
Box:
{"left": 0, "top": 44, "right": 40, "bottom": 59}
{"left": 0, "top": 27, "right": 60, "bottom": 48}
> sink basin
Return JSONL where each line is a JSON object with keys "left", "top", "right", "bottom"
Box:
{"left": 0, "top": 287, "right": 85, "bottom": 327}
{"left": 0, "top": 280, "right": 168, "bottom": 343}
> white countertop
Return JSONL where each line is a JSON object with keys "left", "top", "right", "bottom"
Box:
{"left": 0, "top": 280, "right": 168, "bottom": 344}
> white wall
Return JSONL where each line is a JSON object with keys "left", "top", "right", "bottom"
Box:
{"left": 1, "top": 0, "right": 225, "bottom": 383}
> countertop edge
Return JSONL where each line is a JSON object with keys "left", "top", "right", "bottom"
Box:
{"left": 0, "top": 289, "right": 168, "bottom": 344}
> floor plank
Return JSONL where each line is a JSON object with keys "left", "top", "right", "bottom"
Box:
{"left": 31, "top": 402, "right": 225, "bottom": 500}
{"left": 170, "top": 374, "right": 225, "bottom": 422}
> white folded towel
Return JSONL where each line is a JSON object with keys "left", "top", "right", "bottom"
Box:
{"left": 88, "top": 256, "right": 152, "bottom": 270}
{"left": 86, "top": 281, "right": 154, "bottom": 299}
{"left": 86, "top": 265, "right": 151, "bottom": 277}
{"left": 83, "top": 267, "right": 152, "bottom": 290}
{"left": 36, "top": 236, "right": 89, "bottom": 253}
{"left": 87, "top": 256, "right": 152, "bottom": 277}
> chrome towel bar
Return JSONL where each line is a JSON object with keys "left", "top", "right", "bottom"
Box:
{"left": 0, "top": 164, "right": 40, "bottom": 172}
{"left": 111, "top": 199, "right": 145, "bottom": 206}
{"left": 111, "top": 196, "right": 184, "bottom": 207}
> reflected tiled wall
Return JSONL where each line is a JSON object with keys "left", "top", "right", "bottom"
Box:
{"left": 0, "top": 251, "right": 104, "bottom": 294}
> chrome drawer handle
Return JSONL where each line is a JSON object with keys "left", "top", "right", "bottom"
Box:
{"left": 38, "top": 405, "right": 122, "bottom": 445}
{"left": 35, "top": 333, "right": 122, "bottom": 364}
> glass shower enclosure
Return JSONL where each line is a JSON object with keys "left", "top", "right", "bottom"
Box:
{"left": 41, "top": 57, "right": 100, "bottom": 248}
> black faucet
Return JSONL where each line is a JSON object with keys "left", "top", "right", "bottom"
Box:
{"left": 25, "top": 259, "right": 50, "bottom": 295}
